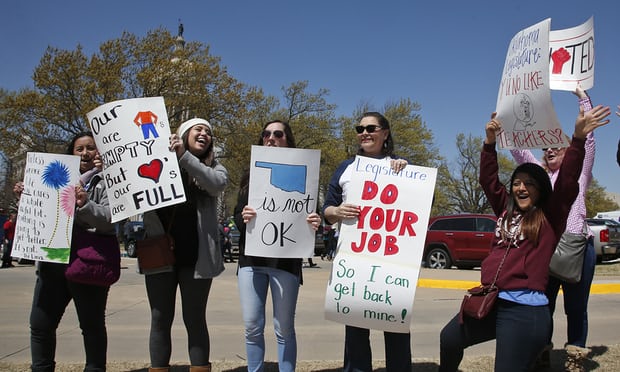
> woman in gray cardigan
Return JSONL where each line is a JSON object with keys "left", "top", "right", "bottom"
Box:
{"left": 142, "top": 118, "right": 228, "bottom": 372}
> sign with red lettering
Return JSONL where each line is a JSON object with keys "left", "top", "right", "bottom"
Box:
{"left": 495, "top": 18, "right": 570, "bottom": 150}
{"left": 324, "top": 156, "right": 437, "bottom": 333}
{"left": 549, "top": 17, "right": 594, "bottom": 91}
{"left": 86, "top": 97, "right": 186, "bottom": 222}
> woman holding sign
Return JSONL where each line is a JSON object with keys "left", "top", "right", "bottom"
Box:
{"left": 234, "top": 120, "right": 321, "bottom": 372}
{"left": 142, "top": 118, "right": 228, "bottom": 372}
{"left": 509, "top": 89, "right": 610, "bottom": 370}
{"left": 28, "top": 131, "right": 119, "bottom": 372}
{"left": 322, "top": 112, "right": 410, "bottom": 372}
{"left": 438, "top": 108, "right": 610, "bottom": 372}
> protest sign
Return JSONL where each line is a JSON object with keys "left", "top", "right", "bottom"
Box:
{"left": 245, "top": 146, "right": 321, "bottom": 258}
{"left": 496, "top": 18, "right": 569, "bottom": 150}
{"left": 324, "top": 156, "right": 437, "bottom": 333}
{"left": 549, "top": 17, "right": 594, "bottom": 91}
{"left": 86, "top": 97, "right": 186, "bottom": 222}
{"left": 12, "top": 152, "right": 80, "bottom": 263}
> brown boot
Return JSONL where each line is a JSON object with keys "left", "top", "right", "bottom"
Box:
{"left": 148, "top": 367, "right": 170, "bottom": 372}
{"left": 565, "top": 344, "right": 590, "bottom": 372}
{"left": 189, "top": 363, "right": 211, "bottom": 372}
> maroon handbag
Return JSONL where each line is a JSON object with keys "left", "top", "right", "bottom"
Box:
{"left": 459, "top": 285, "right": 499, "bottom": 323}
{"left": 458, "top": 237, "right": 512, "bottom": 324}
{"left": 65, "top": 227, "right": 121, "bottom": 287}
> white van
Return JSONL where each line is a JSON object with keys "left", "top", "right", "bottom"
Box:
{"left": 594, "top": 210, "right": 620, "bottom": 222}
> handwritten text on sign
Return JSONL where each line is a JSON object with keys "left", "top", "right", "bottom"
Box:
{"left": 86, "top": 97, "right": 186, "bottom": 222}
{"left": 495, "top": 18, "right": 568, "bottom": 150}
{"left": 325, "top": 156, "right": 437, "bottom": 333}
{"left": 12, "top": 153, "right": 80, "bottom": 263}
{"left": 245, "top": 146, "right": 321, "bottom": 258}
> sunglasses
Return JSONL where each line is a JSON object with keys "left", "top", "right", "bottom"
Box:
{"left": 355, "top": 125, "right": 383, "bottom": 134}
{"left": 542, "top": 147, "right": 563, "bottom": 152}
{"left": 262, "top": 130, "right": 285, "bottom": 139}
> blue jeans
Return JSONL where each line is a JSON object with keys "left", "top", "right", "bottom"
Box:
{"left": 30, "top": 262, "right": 110, "bottom": 372}
{"left": 238, "top": 266, "right": 300, "bottom": 372}
{"left": 546, "top": 238, "right": 595, "bottom": 347}
{"left": 145, "top": 266, "right": 213, "bottom": 367}
{"left": 439, "top": 299, "right": 551, "bottom": 372}
{"left": 344, "top": 325, "right": 411, "bottom": 372}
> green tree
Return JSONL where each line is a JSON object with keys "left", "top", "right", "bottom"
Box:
{"left": 0, "top": 29, "right": 273, "bottom": 217}
{"left": 441, "top": 133, "right": 515, "bottom": 214}
{"left": 586, "top": 179, "right": 620, "bottom": 217}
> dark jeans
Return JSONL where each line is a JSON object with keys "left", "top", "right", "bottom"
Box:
{"left": 145, "top": 266, "right": 213, "bottom": 367}
{"left": 439, "top": 299, "right": 550, "bottom": 372}
{"left": 546, "top": 238, "right": 595, "bottom": 347}
{"left": 30, "top": 262, "right": 110, "bottom": 372}
{"left": 343, "top": 325, "right": 411, "bottom": 372}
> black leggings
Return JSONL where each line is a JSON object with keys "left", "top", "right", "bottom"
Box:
{"left": 145, "top": 266, "right": 213, "bottom": 367}
{"left": 30, "top": 262, "right": 109, "bottom": 372}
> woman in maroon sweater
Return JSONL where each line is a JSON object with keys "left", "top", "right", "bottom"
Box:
{"left": 439, "top": 109, "right": 611, "bottom": 372}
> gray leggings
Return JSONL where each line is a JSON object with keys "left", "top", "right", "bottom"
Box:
{"left": 145, "top": 266, "right": 213, "bottom": 367}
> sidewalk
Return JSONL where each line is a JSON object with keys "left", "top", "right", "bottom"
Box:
{"left": 1, "top": 258, "right": 619, "bottom": 371}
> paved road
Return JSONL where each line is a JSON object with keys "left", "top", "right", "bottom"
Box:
{"left": 1, "top": 258, "right": 619, "bottom": 366}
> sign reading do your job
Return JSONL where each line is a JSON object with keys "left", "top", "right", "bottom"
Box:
{"left": 325, "top": 157, "right": 437, "bottom": 333}
{"left": 86, "top": 97, "right": 186, "bottom": 222}
{"left": 245, "top": 146, "right": 321, "bottom": 258}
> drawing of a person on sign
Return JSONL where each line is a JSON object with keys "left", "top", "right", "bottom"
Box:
{"left": 513, "top": 92, "right": 536, "bottom": 131}
{"left": 134, "top": 110, "right": 159, "bottom": 139}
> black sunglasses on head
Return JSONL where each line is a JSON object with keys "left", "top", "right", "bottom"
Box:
{"left": 262, "top": 130, "right": 285, "bottom": 139}
{"left": 355, "top": 125, "right": 383, "bottom": 134}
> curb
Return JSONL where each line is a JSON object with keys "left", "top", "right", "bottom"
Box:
{"left": 417, "top": 279, "right": 620, "bottom": 294}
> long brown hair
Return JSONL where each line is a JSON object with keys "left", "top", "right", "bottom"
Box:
{"left": 502, "top": 162, "right": 552, "bottom": 246}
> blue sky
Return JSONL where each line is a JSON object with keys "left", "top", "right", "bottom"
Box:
{"left": 2, "top": 1, "right": 619, "bottom": 196}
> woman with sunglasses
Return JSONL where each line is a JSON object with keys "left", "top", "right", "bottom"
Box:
{"left": 509, "top": 89, "right": 610, "bottom": 371}
{"left": 233, "top": 120, "right": 321, "bottom": 372}
{"left": 322, "top": 112, "right": 410, "bottom": 372}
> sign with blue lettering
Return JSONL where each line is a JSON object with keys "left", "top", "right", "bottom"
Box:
{"left": 86, "top": 97, "right": 186, "bottom": 222}
{"left": 245, "top": 146, "right": 321, "bottom": 258}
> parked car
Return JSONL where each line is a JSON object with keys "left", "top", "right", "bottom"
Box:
{"left": 586, "top": 218, "right": 620, "bottom": 262}
{"left": 122, "top": 220, "right": 145, "bottom": 258}
{"left": 423, "top": 214, "right": 497, "bottom": 269}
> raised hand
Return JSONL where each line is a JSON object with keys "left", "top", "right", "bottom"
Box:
{"left": 484, "top": 112, "right": 502, "bottom": 144}
{"left": 574, "top": 105, "right": 611, "bottom": 139}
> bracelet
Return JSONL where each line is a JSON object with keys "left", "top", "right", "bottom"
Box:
{"left": 578, "top": 97, "right": 592, "bottom": 112}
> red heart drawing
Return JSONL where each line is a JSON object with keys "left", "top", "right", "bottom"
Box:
{"left": 137, "top": 159, "right": 163, "bottom": 183}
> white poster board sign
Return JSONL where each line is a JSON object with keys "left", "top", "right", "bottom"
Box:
{"left": 86, "top": 97, "right": 186, "bottom": 222}
{"left": 324, "top": 156, "right": 437, "bottom": 333}
{"left": 495, "top": 18, "right": 569, "bottom": 150}
{"left": 245, "top": 146, "right": 321, "bottom": 258}
{"left": 12, "top": 152, "right": 80, "bottom": 263}
{"left": 549, "top": 17, "right": 594, "bottom": 91}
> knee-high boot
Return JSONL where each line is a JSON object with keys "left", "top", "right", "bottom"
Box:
{"left": 189, "top": 363, "right": 212, "bottom": 372}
